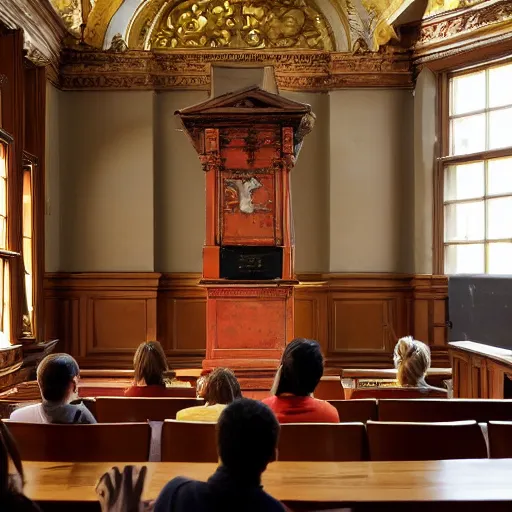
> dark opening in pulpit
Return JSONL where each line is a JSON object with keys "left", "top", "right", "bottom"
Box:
{"left": 220, "top": 246, "right": 283, "bottom": 280}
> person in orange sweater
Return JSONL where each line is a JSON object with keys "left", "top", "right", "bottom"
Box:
{"left": 263, "top": 338, "right": 339, "bottom": 423}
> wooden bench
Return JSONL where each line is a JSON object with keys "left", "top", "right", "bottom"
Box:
{"left": 279, "top": 422, "right": 366, "bottom": 461}
{"left": 351, "top": 387, "right": 448, "bottom": 399}
{"left": 4, "top": 421, "right": 151, "bottom": 462}
{"left": 95, "top": 397, "right": 203, "bottom": 422}
{"left": 328, "top": 399, "right": 377, "bottom": 422}
{"left": 378, "top": 399, "right": 512, "bottom": 422}
{"left": 161, "top": 420, "right": 218, "bottom": 463}
{"left": 367, "top": 420, "right": 488, "bottom": 461}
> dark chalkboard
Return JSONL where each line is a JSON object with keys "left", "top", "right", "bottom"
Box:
{"left": 448, "top": 275, "right": 512, "bottom": 350}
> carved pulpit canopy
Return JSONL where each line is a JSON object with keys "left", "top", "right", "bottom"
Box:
{"left": 175, "top": 85, "right": 315, "bottom": 160}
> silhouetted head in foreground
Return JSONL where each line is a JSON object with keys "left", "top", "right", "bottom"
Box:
{"left": 217, "top": 398, "right": 279, "bottom": 478}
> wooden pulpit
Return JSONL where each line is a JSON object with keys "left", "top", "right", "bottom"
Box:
{"left": 176, "top": 84, "right": 314, "bottom": 389}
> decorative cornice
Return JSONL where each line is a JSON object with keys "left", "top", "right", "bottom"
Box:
{"left": 58, "top": 46, "right": 413, "bottom": 91}
{"left": 0, "top": 0, "right": 67, "bottom": 69}
{"left": 407, "top": 0, "right": 512, "bottom": 69}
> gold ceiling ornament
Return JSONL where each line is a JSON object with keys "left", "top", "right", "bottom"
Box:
{"left": 359, "top": 0, "right": 414, "bottom": 51}
{"left": 148, "top": 0, "right": 335, "bottom": 50}
{"left": 424, "top": 0, "right": 485, "bottom": 17}
{"left": 83, "top": 0, "right": 124, "bottom": 48}
{"left": 49, "top": 0, "right": 84, "bottom": 37}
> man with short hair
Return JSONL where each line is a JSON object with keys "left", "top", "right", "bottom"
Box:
{"left": 10, "top": 353, "right": 96, "bottom": 424}
{"left": 154, "top": 398, "right": 284, "bottom": 511}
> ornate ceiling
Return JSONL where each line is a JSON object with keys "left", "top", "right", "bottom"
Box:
{"left": 47, "top": 0, "right": 488, "bottom": 53}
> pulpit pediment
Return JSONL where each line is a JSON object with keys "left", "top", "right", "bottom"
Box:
{"left": 176, "top": 86, "right": 311, "bottom": 117}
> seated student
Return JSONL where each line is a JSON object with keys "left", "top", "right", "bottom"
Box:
{"left": 125, "top": 341, "right": 191, "bottom": 397}
{"left": 0, "top": 422, "right": 41, "bottom": 511}
{"left": 263, "top": 338, "right": 339, "bottom": 423}
{"left": 154, "top": 398, "right": 284, "bottom": 511}
{"left": 394, "top": 336, "right": 448, "bottom": 394}
{"left": 176, "top": 367, "right": 242, "bottom": 422}
{"left": 10, "top": 353, "right": 96, "bottom": 424}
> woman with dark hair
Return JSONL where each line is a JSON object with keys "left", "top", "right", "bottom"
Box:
{"left": 125, "top": 341, "right": 191, "bottom": 397}
{"left": 263, "top": 338, "right": 339, "bottom": 423}
{"left": 0, "top": 422, "right": 41, "bottom": 511}
{"left": 176, "top": 367, "right": 242, "bottom": 422}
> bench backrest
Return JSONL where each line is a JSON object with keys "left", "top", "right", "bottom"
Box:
{"left": 328, "top": 399, "right": 377, "bottom": 423}
{"left": 4, "top": 421, "right": 150, "bottom": 462}
{"left": 488, "top": 421, "right": 512, "bottom": 458}
{"left": 367, "top": 420, "right": 488, "bottom": 461}
{"left": 279, "top": 422, "right": 366, "bottom": 461}
{"left": 95, "top": 397, "right": 203, "bottom": 422}
{"left": 161, "top": 420, "right": 218, "bottom": 462}
{"left": 378, "top": 399, "right": 512, "bottom": 422}
{"left": 351, "top": 387, "right": 447, "bottom": 400}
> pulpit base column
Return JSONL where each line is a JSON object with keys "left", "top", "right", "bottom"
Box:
{"left": 202, "top": 284, "right": 295, "bottom": 390}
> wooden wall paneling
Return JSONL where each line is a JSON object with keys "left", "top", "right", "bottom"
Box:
{"left": 470, "top": 355, "right": 488, "bottom": 399}
{"left": 450, "top": 349, "right": 471, "bottom": 398}
{"left": 45, "top": 272, "right": 449, "bottom": 370}
{"left": 294, "top": 276, "right": 328, "bottom": 356}
{"left": 411, "top": 275, "right": 449, "bottom": 367}
{"left": 324, "top": 274, "right": 412, "bottom": 368}
{"left": 157, "top": 273, "right": 205, "bottom": 367}
{"left": 44, "top": 273, "right": 160, "bottom": 368}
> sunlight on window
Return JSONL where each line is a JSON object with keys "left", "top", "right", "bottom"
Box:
{"left": 451, "top": 71, "right": 486, "bottom": 115}
{"left": 0, "top": 330, "right": 8, "bottom": 349}
{"left": 487, "top": 197, "right": 512, "bottom": 239}
{"left": 445, "top": 244, "right": 485, "bottom": 274}
{"left": 444, "top": 162, "right": 484, "bottom": 201}
{"left": 445, "top": 202, "right": 485, "bottom": 242}
{"left": 489, "top": 63, "right": 512, "bottom": 108}
{"left": 488, "top": 157, "right": 512, "bottom": 196}
{"left": 489, "top": 108, "right": 512, "bottom": 150}
{"left": 451, "top": 114, "right": 486, "bottom": 155}
{"left": 445, "top": 62, "right": 512, "bottom": 275}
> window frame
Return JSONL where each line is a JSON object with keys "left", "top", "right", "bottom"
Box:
{"left": 21, "top": 150, "right": 37, "bottom": 339}
{"left": 0, "top": 127, "right": 20, "bottom": 341}
{"left": 434, "top": 57, "right": 512, "bottom": 275}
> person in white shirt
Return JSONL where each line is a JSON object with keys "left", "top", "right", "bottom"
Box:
{"left": 10, "top": 353, "right": 96, "bottom": 424}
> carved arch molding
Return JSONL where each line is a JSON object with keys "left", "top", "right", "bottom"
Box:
{"left": 127, "top": 0, "right": 336, "bottom": 51}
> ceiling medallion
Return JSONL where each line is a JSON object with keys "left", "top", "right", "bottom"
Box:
{"left": 150, "top": 0, "right": 335, "bottom": 50}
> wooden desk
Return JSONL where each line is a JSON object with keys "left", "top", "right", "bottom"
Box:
{"left": 450, "top": 341, "right": 512, "bottom": 398}
{"left": 23, "top": 459, "right": 512, "bottom": 508}
{"left": 341, "top": 368, "right": 452, "bottom": 399}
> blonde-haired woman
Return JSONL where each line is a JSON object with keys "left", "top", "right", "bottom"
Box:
{"left": 393, "top": 336, "right": 447, "bottom": 394}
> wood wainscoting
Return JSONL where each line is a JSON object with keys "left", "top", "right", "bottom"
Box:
{"left": 44, "top": 272, "right": 449, "bottom": 369}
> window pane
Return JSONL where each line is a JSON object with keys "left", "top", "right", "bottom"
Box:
{"left": 451, "top": 72, "right": 486, "bottom": 115}
{"left": 445, "top": 201, "right": 485, "bottom": 242}
{"left": 2, "top": 260, "right": 9, "bottom": 341}
{"left": 489, "top": 64, "right": 512, "bottom": 108}
{"left": 488, "top": 157, "right": 512, "bottom": 196}
{"left": 0, "top": 144, "right": 6, "bottom": 179}
{"left": 488, "top": 197, "right": 512, "bottom": 239}
{"left": 445, "top": 244, "right": 485, "bottom": 274}
{"left": 488, "top": 243, "right": 512, "bottom": 274}
{"left": 489, "top": 107, "right": 512, "bottom": 150}
{"left": 444, "top": 162, "right": 484, "bottom": 201}
{"left": 23, "top": 237, "right": 32, "bottom": 275}
{"left": 0, "top": 217, "right": 6, "bottom": 251}
{"left": 451, "top": 114, "right": 486, "bottom": 155}
{"left": 0, "top": 178, "right": 6, "bottom": 218}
